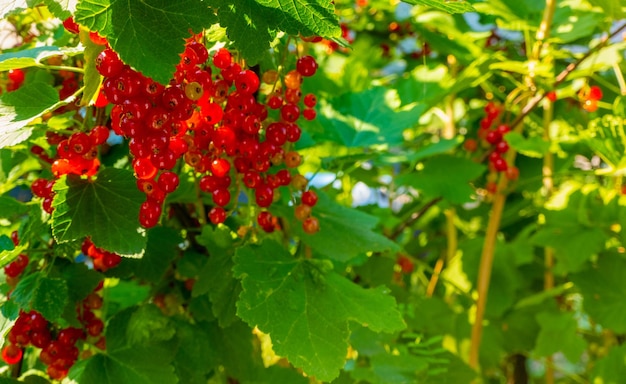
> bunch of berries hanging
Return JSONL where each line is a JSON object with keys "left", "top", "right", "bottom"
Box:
{"left": 95, "top": 37, "right": 321, "bottom": 234}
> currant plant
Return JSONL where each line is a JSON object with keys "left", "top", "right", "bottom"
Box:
{"left": 1, "top": 0, "right": 626, "bottom": 383}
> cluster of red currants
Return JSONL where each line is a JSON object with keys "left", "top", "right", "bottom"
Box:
{"left": 3, "top": 231, "right": 29, "bottom": 287}
{"left": 1, "top": 286, "right": 106, "bottom": 380}
{"left": 81, "top": 238, "right": 122, "bottom": 272}
{"left": 95, "top": 35, "right": 321, "bottom": 233}
{"left": 464, "top": 102, "right": 519, "bottom": 192}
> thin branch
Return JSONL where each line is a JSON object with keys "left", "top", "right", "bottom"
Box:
{"left": 389, "top": 197, "right": 442, "bottom": 240}
{"left": 509, "top": 22, "right": 626, "bottom": 130}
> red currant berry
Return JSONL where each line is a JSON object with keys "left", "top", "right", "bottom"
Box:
{"left": 302, "top": 190, "right": 318, "bottom": 207}
{"left": 235, "top": 70, "right": 260, "bottom": 94}
{"left": 212, "top": 188, "right": 231, "bottom": 207}
{"left": 304, "top": 93, "right": 317, "bottom": 108}
{"left": 296, "top": 55, "right": 318, "bottom": 77}
{"left": 208, "top": 207, "right": 226, "bottom": 224}
{"left": 2, "top": 344, "right": 22, "bottom": 365}
{"left": 255, "top": 185, "right": 274, "bottom": 208}
{"left": 157, "top": 171, "right": 180, "bottom": 194}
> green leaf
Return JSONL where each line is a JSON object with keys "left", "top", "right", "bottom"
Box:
{"left": 401, "top": 0, "right": 475, "bottom": 14}
{"left": 0, "top": 197, "right": 28, "bottom": 220}
{"left": 277, "top": 191, "right": 399, "bottom": 262}
{"left": 75, "top": 0, "right": 217, "bottom": 84}
{"left": 0, "top": 82, "right": 59, "bottom": 148}
{"left": 397, "top": 155, "right": 485, "bottom": 203}
{"left": 131, "top": 227, "right": 181, "bottom": 283}
{"left": 79, "top": 30, "right": 105, "bottom": 107}
{"left": 214, "top": 1, "right": 275, "bottom": 65}
{"left": 76, "top": 307, "right": 178, "bottom": 384}
{"left": 126, "top": 305, "right": 176, "bottom": 345}
{"left": 173, "top": 321, "right": 219, "bottom": 384}
{"left": 234, "top": 240, "right": 405, "bottom": 382}
{"left": 317, "top": 87, "right": 422, "bottom": 148}
{"left": 534, "top": 311, "right": 586, "bottom": 363}
{"left": 253, "top": 0, "right": 341, "bottom": 37}
{"left": 591, "top": 344, "right": 626, "bottom": 384}
{"left": 589, "top": 0, "right": 625, "bottom": 18}
{"left": 43, "top": 0, "right": 78, "bottom": 19}
{"left": 51, "top": 168, "right": 146, "bottom": 256}
{"left": 10, "top": 272, "right": 68, "bottom": 322}
{"left": 60, "top": 263, "right": 102, "bottom": 302}
{"left": 572, "top": 255, "right": 626, "bottom": 333}
{"left": 193, "top": 226, "right": 240, "bottom": 327}
{"left": 0, "top": 244, "right": 26, "bottom": 268}
{"left": 0, "top": 46, "right": 69, "bottom": 71}
{"left": 504, "top": 132, "right": 550, "bottom": 158}
{"left": 530, "top": 203, "right": 608, "bottom": 273}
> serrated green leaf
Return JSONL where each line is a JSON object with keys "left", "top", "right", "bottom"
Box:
{"left": 234, "top": 240, "right": 405, "bottom": 382}
{"left": 317, "top": 87, "right": 422, "bottom": 147}
{"left": 530, "top": 204, "right": 608, "bottom": 273}
{"left": 254, "top": 0, "right": 341, "bottom": 37}
{"left": 106, "top": 280, "right": 151, "bottom": 311}
{"left": 75, "top": 0, "right": 217, "bottom": 84}
{"left": 77, "top": 307, "right": 178, "bottom": 384}
{"left": 0, "top": 243, "right": 26, "bottom": 269}
{"left": 193, "top": 226, "right": 240, "bottom": 327}
{"left": 504, "top": 132, "right": 550, "bottom": 158}
{"left": 60, "top": 263, "right": 102, "bottom": 302}
{"left": 0, "top": 82, "right": 59, "bottom": 148}
{"left": 173, "top": 321, "right": 219, "bottom": 384}
{"left": 572, "top": 255, "right": 626, "bottom": 333}
{"left": 297, "top": 191, "right": 398, "bottom": 261}
{"left": 535, "top": 311, "right": 586, "bottom": 363}
{"left": 215, "top": 1, "right": 275, "bottom": 65}
{"left": 10, "top": 272, "right": 68, "bottom": 322}
{"left": 397, "top": 155, "right": 485, "bottom": 203}
{"left": 43, "top": 0, "right": 78, "bottom": 19}
{"left": 126, "top": 305, "right": 176, "bottom": 345}
{"left": 401, "top": 0, "right": 474, "bottom": 14}
{"left": 131, "top": 227, "right": 181, "bottom": 283}
{"left": 32, "top": 277, "right": 68, "bottom": 321}
{"left": 51, "top": 168, "right": 146, "bottom": 256}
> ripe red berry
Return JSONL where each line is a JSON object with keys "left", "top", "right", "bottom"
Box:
{"left": 588, "top": 85, "right": 603, "bottom": 101}
{"left": 211, "top": 158, "right": 231, "bottom": 178}
{"left": 235, "top": 70, "right": 260, "bottom": 94}
{"left": 296, "top": 55, "right": 318, "bottom": 77}
{"left": 304, "top": 93, "right": 317, "bottom": 108}
{"left": 212, "top": 188, "right": 231, "bottom": 206}
{"left": 254, "top": 185, "right": 274, "bottom": 208}
{"left": 95, "top": 48, "right": 125, "bottom": 78}
{"left": 302, "top": 190, "right": 318, "bottom": 207}
{"left": 2, "top": 344, "right": 23, "bottom": 365}
{"left": 157, "top": 171, "right": 180, "bottom": 194}
{"left": 208, "top": 207, "right": 226, "bottom": 224}
{"left": 485, "top": 130, "right": 502, "bottom": 145}
{"left": 8, "top": 69, "right": 25, "bottom": 86}
{"left": 213, "top": 48, "right": 232, "bottom": 69}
